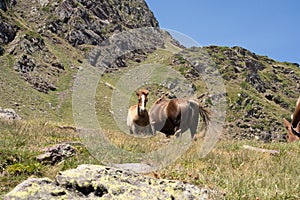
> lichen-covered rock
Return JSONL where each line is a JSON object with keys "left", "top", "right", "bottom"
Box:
{"left": 4, "top": 178, "right": 76, "bottom": 200}
{"left": 5, "top": 164, "right": 222, "bottom": 199}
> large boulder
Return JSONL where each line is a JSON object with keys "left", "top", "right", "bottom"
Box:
{"left": 4, "top": 164, "right": 222, "bottom": 199}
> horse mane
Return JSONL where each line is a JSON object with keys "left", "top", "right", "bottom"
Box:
{"left": 292, "top": 97, "right": 300, "bottom": 128}
{"left": 154, "top": 95, "right": 166, "bottom": 104}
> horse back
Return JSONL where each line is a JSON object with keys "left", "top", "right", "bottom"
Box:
{"left": 166, "top": 99, "right": 181, "bottom": 121}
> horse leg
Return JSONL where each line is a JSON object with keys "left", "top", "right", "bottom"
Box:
{"left": 132, "top": 124, "right": 139, "bottom": 135}
{"left": 147, "top": 125, "right": 154, "bottom": 135}
{"left": 150, "top": 123, "right": 156, "bottom": 135}
{"left": 174, "top": 128, "right": 182, "bottom": 138}
{"left": 129, "top": 128, "right": 133, "bottom": 134}
{"left": 190, "top": 126, "right": 197, "bottom": 141}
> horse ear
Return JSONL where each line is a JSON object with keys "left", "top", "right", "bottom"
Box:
{"left": 144, "top": 90, "right": 149, "bottom": 96}
{"left": 136, "top": 91, "right": 140, "bottom": 96}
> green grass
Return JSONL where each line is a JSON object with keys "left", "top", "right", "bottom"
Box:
{"left": 155, "top": 140, "right": 300, "bottom": 199}
{"left": 1, "top": 119, "right": 300, "bottom": 199}
{"left": 1, "top": 24, "right": 300, "bottom": 199}
{"left": 0, "top": 119, "right": 99, "bottom": 197}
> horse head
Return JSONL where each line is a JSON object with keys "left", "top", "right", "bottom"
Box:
{"left": 136, "top": 89, "right": 149, "bottom": 114}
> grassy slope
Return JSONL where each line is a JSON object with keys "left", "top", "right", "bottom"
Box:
{"left": 1, "top": 119, "right": 299, "bottom": 199}
{"left": 1, "top": 9, "right": 300, "bottom": 199}
{"left": 92, "top": 46, "right": 300, "bottom": 199}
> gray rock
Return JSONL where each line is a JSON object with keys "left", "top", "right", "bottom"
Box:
{"left": 36, "top": 143, "right": 77, "bottom": 165}
{"left": 0, "top": 16, "right": 17, "bottom": 45}
{"left": 0, "top": 108, "right": 21, "bottom": 120}
{"left": 48, "top": 0, "right": 159, "bottom": 47}
{"left": 4, "top": 177, "right": 76, "bottom": 200}
{"left": 5, "top": 164, "right": 223, "bottom": 199}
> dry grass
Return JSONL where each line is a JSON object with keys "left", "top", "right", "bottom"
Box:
{"left": 1, "top": 119, "right": 300, "bottom": 199}
{"left": 154, "top": 140, "right": 300, "bottom": 199}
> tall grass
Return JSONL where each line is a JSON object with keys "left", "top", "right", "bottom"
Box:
{"left": 156, "top": 140, "right": 300, "bottom": 199}
{"left": 0, "top": 119, "right": 99, "bottom": 197}
{"left": 1, "top": 119, "right": 300, "bottom": 199}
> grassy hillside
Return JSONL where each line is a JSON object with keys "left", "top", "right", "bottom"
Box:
{"left": 1, "top": 119, "right": 300, "bottom": 199}
{"left": 0, "top": 0, "right": 300, "bottom": 199}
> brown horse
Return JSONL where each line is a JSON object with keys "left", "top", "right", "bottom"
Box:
{"left": 283, "top": 96, "right": 300, "bottom": 142}
{"left": 126, "top": 89, "right": 152, "bottom": 135}
{"left": 149, "top": 97, "right": 210, "bottom": 140}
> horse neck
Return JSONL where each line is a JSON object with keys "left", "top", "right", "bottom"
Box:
{"left": 292, "top": 102, "right": 300, "bottom": 128}
{"left": 137, "top": 101, "right": 147, "bottom": 116}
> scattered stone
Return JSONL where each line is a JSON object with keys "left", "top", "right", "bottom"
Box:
{"left": 14, "top": 54, "right": 36, "bottom": 73}
{"left": 0, "top": 108, "right": 21, "bottom": 120}
{"left": 36, "top": 143, "right": 76, "bottom": 165}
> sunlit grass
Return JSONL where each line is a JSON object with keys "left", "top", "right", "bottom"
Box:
{"left": 1, "top": 118, "right": 300, "bottom": 199}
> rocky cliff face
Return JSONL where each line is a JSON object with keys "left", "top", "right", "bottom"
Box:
{"left": 0, "top": 0, "right": 164, "bottom": 124}
{"left": 46, "top": 0, "right": 159, "bottom": 47}
{"left": 0, "top": 0, "right": 159, "bottom": 93}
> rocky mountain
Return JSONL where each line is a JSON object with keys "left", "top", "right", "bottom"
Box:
{"left": 1, "top": 0, "right": 300, "bottom": 199}
{"left": 0, "top": 0, "right": 162, "bottom": 121}
{"left": 0, "top": 1, "right": 299, "bottom": 139}
{"left": 171, "top": 46, "right": 300, "bottom": 141}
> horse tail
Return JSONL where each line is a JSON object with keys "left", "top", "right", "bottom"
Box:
{"left": 188, "top": 100, "right": 210, "bottom": 131}
{"left": 198, "top": 104, "right": 210, "bottom": 130}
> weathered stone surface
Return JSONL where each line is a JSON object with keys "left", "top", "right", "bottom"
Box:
{"left": 47, "top": 0, "right": 159, "bottom": 47}
{"left": 5, "top": 164, "right": 222, "bottom": 199}
{"left": 0, "top": 108, "right": 21, "bottom": 120}
{"left": 4, "top": 178, "right": 76, "bottom": 200}
{"left": 9, "top": 33, "right": 64, "bottom": 93}
{"left": 36, "top": 143, "right": 77, "bottom": 165}
{"left": 0, "top": 16, "right": 17, "bottom": 45}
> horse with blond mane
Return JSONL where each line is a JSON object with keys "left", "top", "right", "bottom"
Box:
{"left": 126, "top": 89, "right": 152, "bottom": 135}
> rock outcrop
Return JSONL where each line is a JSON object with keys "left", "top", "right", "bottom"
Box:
{"left": 46, "top": 0, "right": 159, "bottom": 47}
{"left": 0, "top": 14, "right": 17, "bottom": 55}
{"left": 171, "top": 46, "right": 300, "bottom": 141}
{"left": 1, "top": 0, "right": 160, "bottom": 93}
{"left": 4, "top": 164, "right": 222, "bottom": 199}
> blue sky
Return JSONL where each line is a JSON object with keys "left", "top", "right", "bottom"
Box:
{"left": 145, "top": 0, "right": 300, "bottom": 64}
